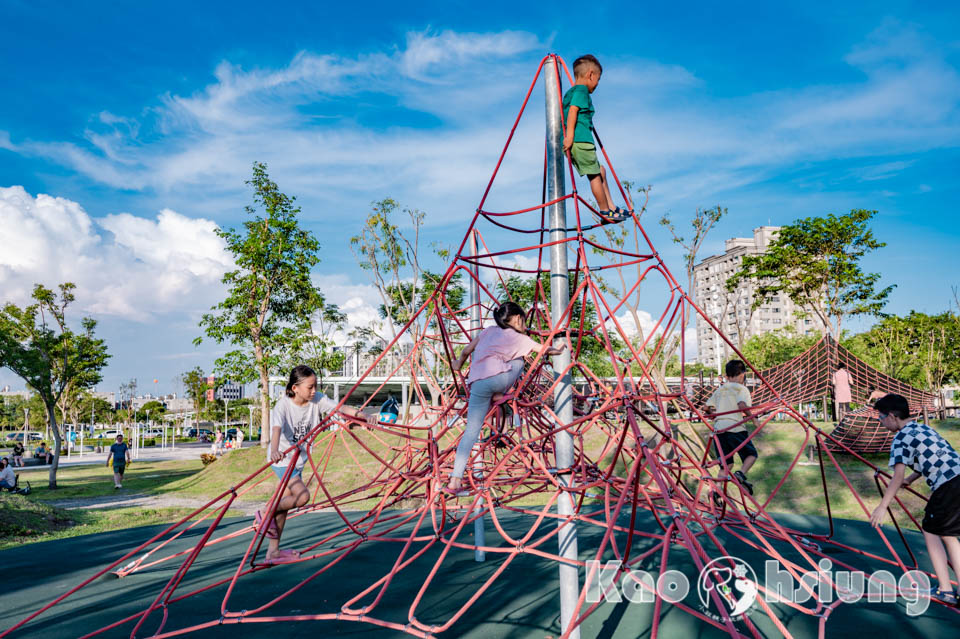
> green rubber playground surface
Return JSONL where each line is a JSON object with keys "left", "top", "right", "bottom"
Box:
{"left": 1, "top": 509, "right": 956, "bottom": 638}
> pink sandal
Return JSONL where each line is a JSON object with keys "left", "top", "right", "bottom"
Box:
{"left": 254, "top": 510, "right": 279, "bottom": 539}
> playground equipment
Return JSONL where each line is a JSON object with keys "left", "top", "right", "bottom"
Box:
{"left": 3, "top": 54, "right": 954, "bottom": 639}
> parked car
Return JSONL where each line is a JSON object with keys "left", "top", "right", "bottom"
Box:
{"left": 185, "top": 427, "right": 213, "bottom": 439}
{"left": 96, "top": 429, "right": 124, "bottom": 440}
{"left": 141, "top": 428, "right": 164, "bottom": 438}
{"left": 5, "top": 432, "right": 43, "bottom": 443}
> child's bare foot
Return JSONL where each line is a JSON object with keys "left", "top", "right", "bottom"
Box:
{"left": 491, "top": 392, "right": 504, "bottom": 404}
{"left": 264, "top": 548, "right": 300, "bottom": 564}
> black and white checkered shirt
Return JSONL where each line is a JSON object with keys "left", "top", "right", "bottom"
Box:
{"left": 889, "top": 422, "right": 960, "bottom": 492}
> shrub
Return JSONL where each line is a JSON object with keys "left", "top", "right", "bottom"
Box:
{"left": 200, "top": 453, "right": 217, "bottom": 466}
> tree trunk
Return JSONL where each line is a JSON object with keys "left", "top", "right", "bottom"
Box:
{"left": 256, "top": 341, "right": 271, "bottom": 448}
{"left": 45, "top": 400, "right": 61, "bottom": 489}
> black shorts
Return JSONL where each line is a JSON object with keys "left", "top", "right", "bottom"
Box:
{"left": 715, "top": 431, "right": 758, "bottom": 466}
{"left": 922, "top": 475, "right": 960, "bottom": 537}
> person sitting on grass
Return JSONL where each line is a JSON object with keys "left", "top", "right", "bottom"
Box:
{"left": 443, "top": 301, "right": 567, "bottom": 496}
{"left": 257, "top": 365, "right": 375, "bottom": 565}
{"left": 12, "top": 442, "right": 25, "bottom": 467}
{"left": 704, "top": 359, "right": 760, "bottom": 495}
{"left": 870, "top": 393, "right": 960, "bottom": 606}
{"left": 562, "top": 54, "right": 629, "bottom": 223}
{"left": 34, "top": 441, "right": 52, "bottom": 464}
{"left": 105, "top": 434, "right": 131, "bottom": 489}
{"left": 0, "top": 457, "right": 17, "bottom": 492}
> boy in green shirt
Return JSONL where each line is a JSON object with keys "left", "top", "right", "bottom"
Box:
{"left": 562, "top": 54, "right": 628, "bottom": 222}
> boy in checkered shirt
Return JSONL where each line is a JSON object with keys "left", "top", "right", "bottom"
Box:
{"left": 870, "top": 393, "right": 960, "bottom": 605}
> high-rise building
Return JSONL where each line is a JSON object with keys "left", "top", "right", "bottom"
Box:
{"left": 693, "top": 226, "right": 826, "bottom": 371}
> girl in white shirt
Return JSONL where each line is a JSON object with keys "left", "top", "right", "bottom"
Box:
{"left": 257, "top": 365, "right": 374, "bottom": 564}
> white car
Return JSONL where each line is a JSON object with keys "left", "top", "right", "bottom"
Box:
{"left": 96, "top": 430, "right": 125, "bottom": 440}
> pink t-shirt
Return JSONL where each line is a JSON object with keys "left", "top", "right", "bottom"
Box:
{"left": 833, "top": 369, "right": 852, "bottom": 403}
{"left": 466, "top": 326, "right": 540, "bottom": 385}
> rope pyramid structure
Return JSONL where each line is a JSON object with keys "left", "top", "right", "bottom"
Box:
{"left": 5, "top": 54, "right": 955, "bottom": 639}
{"left": 752, "top": 335, "right": 937, "bottom": 454}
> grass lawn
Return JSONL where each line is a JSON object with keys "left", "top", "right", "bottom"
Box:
{"left": 0, "top": 494, "right": 213, "bottom": 551}
{"left": 18, "top": 458, "right": 203, "bottom": 501}
{"left": 4, "top": 418, "right": 960, "bottom": 551}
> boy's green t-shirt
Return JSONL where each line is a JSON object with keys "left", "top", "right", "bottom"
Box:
{"left": 562, "top": 84, "right": 595, "bottom": 144}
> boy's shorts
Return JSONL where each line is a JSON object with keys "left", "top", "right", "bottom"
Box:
{"left": 714, "top": 431, "right": 758, "bottom": 466}
{"left": 570, "top": 142, "right": 602, "bottom": 177}
{"left": 271, "top": 464, "right": 303, "bottom": 481}
{"left": 922, "top": 475, "right": 960, "bottom": 536}
{"left": 113, "top": 462, "right": 126, "bottom": 476}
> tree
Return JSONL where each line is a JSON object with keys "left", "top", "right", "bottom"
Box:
{"left": 658, "top": 204, "right": 726, "bottom": 371}
{"left": 282, "top": 294, "right": 347, "bottom": 388}
{"left": 0, "top": 283, "right": 110, "bottom": 487}
{"left": 138, "top": 400, "right": 166, "bottom": 423}
{"left": 845, "top": 311, "right": 960, "bottom": 393}
{"left": 495, "top": 273, "right": 618, "bottom": 377}
{"left": 179, "top": 367, "right": 207, "bottom": 428}
{"left": 350, "top": 198, "right": 465, "bottom": 411}
{"left": 728, "top": 209, "right": 893, "bottom": 338}
{"left": 740, "top": 326, "right": 821, "bottom": 370}
{"left": 196, "top": 162, "right": 327, "bottom": 446}
{"left": 77, "top": 393, "right": 114, "bottom": 426}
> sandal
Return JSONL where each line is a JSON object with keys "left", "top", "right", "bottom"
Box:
{"left": 254, "top": 510, "right": 279, "bottom": 539}
{"left": 438, "top": 482, "right": 470, "bottom": 497}
{"left": 928, "top": 587, "right": 959, "bottom": 606}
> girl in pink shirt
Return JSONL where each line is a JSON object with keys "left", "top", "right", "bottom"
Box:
{"left": 443, "top": 302, "right": 565, "bottom": 494}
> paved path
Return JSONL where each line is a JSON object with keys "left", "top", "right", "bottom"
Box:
{"left": 17, "top": 441, "right": 258, "bottom": 470}
{"left": 46, "top": 493, "right": 261, "bottom": 515}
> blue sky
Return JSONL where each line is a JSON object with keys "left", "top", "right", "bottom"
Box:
{"left": 1, "top": 1, "right": 958, "bottom": 396}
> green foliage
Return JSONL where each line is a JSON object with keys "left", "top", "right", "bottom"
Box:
{"left": 659, "top": 205, "right": 726, "bottom": 283}
{"left": 0, "top": 283, "right": 110, "bottom": 487}
{"left": 137, "top": 400, "right": 166, "bottom": 421}
{"left": 844, "top": 311, "right": 960, "bottom": 391}
{"left": 180, "top": 367, "right": 207, "bottom": 418}
{"left": 496, "top": 273, "right": 620, "bottom": 377}
{"left": 729, "top": 210, "right": 893, "bottom": 337}
{"left": 281, "top": 294, "right": 347, "bottom": 383}
{"left": 350, "top": 198, "right": 464, "bottom": 341}
{"left": 740, "top": 326, "right": 821, "bottom": 370}
{"left": 196, "top": 162, "right": 328, "bottom": 437}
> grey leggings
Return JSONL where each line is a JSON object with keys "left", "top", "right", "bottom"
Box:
{"left": 452, "top": 358, "right": 525, "bottom": 479}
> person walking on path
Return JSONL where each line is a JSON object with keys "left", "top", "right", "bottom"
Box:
{"left": 105, "top": 434, "right": 131, "bottom": 489}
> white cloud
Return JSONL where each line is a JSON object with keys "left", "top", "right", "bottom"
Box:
{"left": 0, "top": 186, "right": 232, "bottom": 320}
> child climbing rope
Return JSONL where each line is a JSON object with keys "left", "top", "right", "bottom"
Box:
{"left": 443, "top": 301, "right": 566, "bottom": 495}
{"left": 562, "top": 54, "right": 629, "bottom": 223}
{"left": 704, "top": 359, "right": 760, "bottom": 495}
{"left": 870, "top": 393, "right": 960, "bottom": 605}
{"left": 257, "top": 365, "right": 375, "bottom": 564}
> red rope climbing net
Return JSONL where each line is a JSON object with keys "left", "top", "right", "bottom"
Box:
{"left": 4, "top": 54, "right": 955, "bottom": 639}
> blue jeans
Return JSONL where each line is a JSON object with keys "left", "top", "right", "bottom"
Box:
{"left": 452, "top": 358, "right": 524, "bottom": 479}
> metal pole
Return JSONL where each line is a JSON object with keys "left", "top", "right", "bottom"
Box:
{"left": 469, "top": 229, "right": 486, "bottom": 562}
{"left": 544, "top": 55, "right": 580, "bottom": 639}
